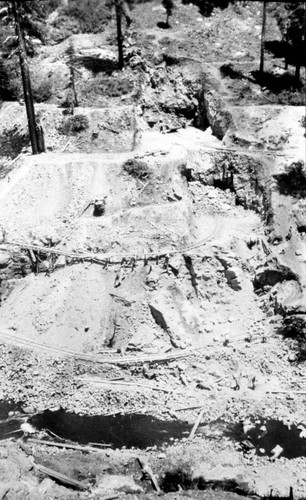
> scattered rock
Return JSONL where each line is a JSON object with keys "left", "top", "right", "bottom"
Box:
{"left": 224, "top": 266, "right": 242, "bottom": 291}
{"left": 0, "top": 251, "right": 11, "bottom": 268}
{"left": 0, "top": 482, "right": 29, "bottom": 500}
{"left": 94, "top": 474, "right": 143, "bottom": 494}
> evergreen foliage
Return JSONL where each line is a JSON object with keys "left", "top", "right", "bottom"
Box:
{"left": 181, "top": 0, "right": 236, "bottom": 17}
{"left": 271, "top": 2, "right": 305, "bottom": 81}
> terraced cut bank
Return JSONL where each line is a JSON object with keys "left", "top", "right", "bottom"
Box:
{"left": 0, "top": 0, "right": 305, "bottom": 498}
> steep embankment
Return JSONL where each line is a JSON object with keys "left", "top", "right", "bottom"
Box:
{"left": 0, "top": 1, "right": 305, "bottom": 498}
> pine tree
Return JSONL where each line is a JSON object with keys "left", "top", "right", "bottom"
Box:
{"left": 259, "top": 0, "right": 267, "bottom": 74}
{"left": 273, "top": 2, "right": 305, "bottom": 84}
{"left": 0, "top": 0, "right": 45, "bottom": 154}
{"left": 115, "top": 1, "right": 124, "bottom": 69}
{"left": 285, "top": 3, "right": 305, "bottom": 83}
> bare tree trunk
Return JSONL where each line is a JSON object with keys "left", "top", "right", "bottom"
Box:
{"left": 284, "top": 27, "right": 289, "bottom": 70}
{"left": 11, "top": 0, "right": 39, "bottom": 154}
{"left": 260, "top": 0, "right": 267, "bottom": 74}
{"left": 295, "top": 62, "right": 301, "bottom": 84}
{"left": 115, "top": 3, "right": 124, "bottom": 70}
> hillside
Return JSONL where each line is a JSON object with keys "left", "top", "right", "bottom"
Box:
{"left": 0, "top": 1, "right": 305, "bottom": 498}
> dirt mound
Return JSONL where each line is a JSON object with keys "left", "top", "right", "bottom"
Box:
{"left": 0, "top": 0, "right": 306, "bottom": 498}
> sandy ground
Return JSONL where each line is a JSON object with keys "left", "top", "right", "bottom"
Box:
{"left": 0, "top": 0, "right": 305, "bottom": 498}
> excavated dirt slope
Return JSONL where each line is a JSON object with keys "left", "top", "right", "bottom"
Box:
{"left": 0, "top": 1, "right": 305, "bottom": 498}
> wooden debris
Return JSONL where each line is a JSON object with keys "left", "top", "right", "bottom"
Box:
{"left": 137, "top": 458, "right": 161, "bottom": 493}
{"left": 98, "top": 123, "right": 119, "bottom": 134}
{"left": 134, "top": 180, "right": 152, "bottom": 202}
{"left": 176, "top": 405, "right": 204, "bottom": 412}
{"left": 28, "top": 438, "right": 111, "bottom": 451}
{"left": 46, "top": 429, "right": 66, "bottom": 441}
{"left": 89, "top": 442, "right": 112, "bottom": 448}
{"left": 6, "top": 234, "right": 212, "bottom": 269}
{"left": 75, "top": 376, "right": 172, "bottom": 393}
{"left": 248, "top": 375, "right": 256, "bottom": 390}
{"left": 134, "top": 149, "right": 167, "bottom": 159}
{"left": 109, "top": 293, "right": 134, "bottom": 307}
{"left": 28, "top": 249, "right": 37, "bottom": 265}
{"left": 0, "top": 327, "right": 210, "bottom": 365}
{"left": 189, "top": 406, "right": 205, "bottom": 440}
{"left": 266, "top": 390, "right": 306, "bottom": 395}
{"left": 35, "top": 463, "right": 88, "bottom": 490}
{"left": 61, "top": 140, "right": 71, "bottom": 152}
{"left": 114, "top": 266, "right": 125, "bottom": 288}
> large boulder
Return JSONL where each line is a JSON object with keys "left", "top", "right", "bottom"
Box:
{"left": 254, "top": 262, "right": 298, "bottom": 290}
{"left": 273, "top": 280, "right": 306, "bottom": 316}
{"left": 149, "top": 289, "right": 192, "bottom": 349}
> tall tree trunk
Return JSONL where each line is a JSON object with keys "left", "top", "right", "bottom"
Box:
{"left": 11, "top": 0, "right": 39, "bottom": 154}
{"left": 295, "top": 62, "right": 301, "bottom": 84}
{"left": 260, "top": 0, "right": 267, "bottom": 74}
{"left": 284, "top": 27, "right": 289, "bottom": 70}
{"left": 115, "top": 3, "right": 124, "bottom": 70}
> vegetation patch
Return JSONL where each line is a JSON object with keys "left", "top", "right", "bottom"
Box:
{"left": 60, "top": 0, "right": 111, "bottom": 34}
{"left": 57, "top": 114, "right": 89, "bottom": 135}
{"left": 219, "top": 63, "right": 243, "bottom": 80}
{"left": 0, "top": 126, "right": 30, "bottom": 158}
{"left": 274, "top": 161, "right": 306, "bottom": 198}
{"left": 278, "top": 315, "right": 306, "bottom": 361}
{"left": 251, "top": 70, "right": 303, "bottom": 93}
{"left": 181, "top": 0, "right": 235, "bottom": 17}
{"left": 123, "top": 159, "right": 152, "bottom": 180}
{"left": 0, "top": 59, "right": 21, "bottom": 101}
{"left": 32, "top": 80, "right": 53, "bottom": 103}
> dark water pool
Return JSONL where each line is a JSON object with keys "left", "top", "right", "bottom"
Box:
{"left": 29, "top": 409, "right": 191, "bottom": 449}
{"left": 0, "top": 401, "right": 26, "bottom": 440}
{"left": 229, "top": 418, "right": 306, "bottom": 459}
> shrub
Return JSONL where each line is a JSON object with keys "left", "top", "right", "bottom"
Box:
{"left": 220, "top": 63, "right": 244, "bottom": 80}
{"left": 32, "top": 80, "right": 53, "bottom": 103}
{"left": 0, "top": 126, "right": 30, "bottom": 158}
{"left": 0, "top": 58, "right": 21, "bottom": 101}
{"left": 62, "top": 0, "right": 111, "bottom": 34}
{"left": 58, "top": 114, "right": 89, "bottom": 135}
{"left": 278, "top": 315, "right": 306, "bottom": 361}
{"left": 274, "top": 161, "right": 306, "bottom": 197}
{"left": 123, "top": 159, "right": 152, "bottom": 180}
{"left": 181, "top": 0, "right": 235, "bottom": 17}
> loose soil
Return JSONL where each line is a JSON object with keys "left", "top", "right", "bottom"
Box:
{"left": 0, "top": 0, "right": 305, "bottom": 499}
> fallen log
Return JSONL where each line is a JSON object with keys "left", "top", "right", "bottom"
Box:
{"left": 189, "top": 406, "right": 205, "bottom": 440}
{"left": 75, "top": 377, "right": 172, "bottom": 393}
{"left": 176, "top": 405, "right": 204, "bottom": 412}
{"left": 35, "top": 463, "right": 88, "bottom": 490}
{"left": 137, "top": 458, "right": 161, "bottom": 493}
{"left": 28, "top": 438, "right": 111, "bottom": 451}
{"left": 266, "top": 390, "right": 306, "bottom": 395}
